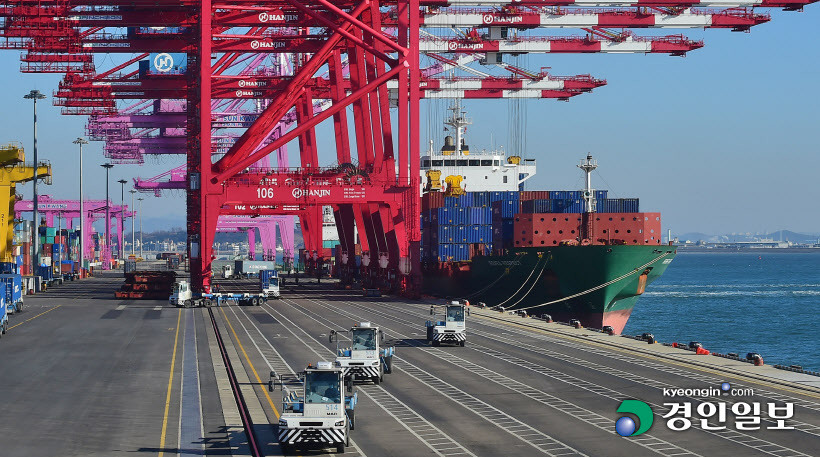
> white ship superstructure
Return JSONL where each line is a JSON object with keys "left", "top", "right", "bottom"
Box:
{"left": 322, "top": 206, "right": 340, "bottom": 243}
{"left": 421, "top": 101, "right": 536, "bottom": 194}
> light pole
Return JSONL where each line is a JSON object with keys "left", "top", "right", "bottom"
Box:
{"left": 56, "top": 211, "right": 61, "bottom": 271}
{"left": 118, "top": 179, "right": 127, "bottom": 260}
{"left": 129, "top": 189, "right": 136, "bottom": 257}
{"left": 73, "top": 137, "right": 87, "bottom": 273}
{"left": 137, "top": 197, "right": 144, "bottom": 260}
{"left": 24, "top": 89, "right": 46, "bottom": 274}
{"left": 101, "top": 163, "right": 113, "bottom": 266}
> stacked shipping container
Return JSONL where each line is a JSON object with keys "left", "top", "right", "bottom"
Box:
{"left": 421, "top": 191, "right": 513, "bottom": 262}
{"left": 511, "top": 212, "right": 661, "bottom": 247}
{"left": 423, "top": 190, "right": 656, "bottom": 262}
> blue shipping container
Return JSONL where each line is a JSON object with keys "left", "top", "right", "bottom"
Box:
{"left": 440, "top": 225, "right": 453, "bottom": 243}
{"left": 489, "top": 191, "right": 504, "bottom": 203}
{"left": 260, "top": 269, "right": 277, "bottom": 282}
{"left": 0, "top": 274, "right": 22, "bottom": 311}
{"left": 36, "top": 266, "right": 53, "bottom": 281}
{"left": 501, "top": 200, "right": 521, "bottom": 218}
{"left": 455, "top": 207, "right": 468, "bottom": 225}
{"left": 502, "top": 219, "right": 515, "bottom": 242}
{"left": 470, "top": 191, "right": 490, "bottom": 207}
{"left": 0, "top": 283, "right": 6, "bottom": 315}
{"left": 566, "top": 200, "right": 584, "bottom": 213}
{"left": 468, "top": 207, "right": 484, "bottom": 225}
{"left": 455, "top": 244, "right": 470, "bottom": 261}
{"left": 453, "top": 226, "right": 467, "bottom": 243}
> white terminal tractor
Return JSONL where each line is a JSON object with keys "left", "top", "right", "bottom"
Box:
{"left": 270, "top": 361, "right": 357, "bottom": 455}
{"left": 169, "top": 280, "right": 269, "bottom": 307}
{"left": 331, "top": 322, "right": 395, "bottom": 385}
{"left": 426, "top": 301, "right": 467, "bottom": 347}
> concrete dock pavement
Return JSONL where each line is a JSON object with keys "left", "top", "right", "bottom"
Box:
{"left": 1, "top": 274, "right": 819, "bottom": 456}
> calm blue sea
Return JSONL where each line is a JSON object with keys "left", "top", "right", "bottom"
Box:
{"left": 623, "top": 251, "right": 820, "bottom": 372}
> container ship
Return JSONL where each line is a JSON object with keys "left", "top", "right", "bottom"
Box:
{"left": 419, "top": 103, "right": 675, "bottom": 334}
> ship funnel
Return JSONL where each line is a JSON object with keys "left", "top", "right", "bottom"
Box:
{"left": 441, "top": 136, "right": 456, "bottom": 155}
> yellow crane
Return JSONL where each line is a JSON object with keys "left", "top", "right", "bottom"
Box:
{"left": 0, "top": 143, "right": 51, "bottom": 263}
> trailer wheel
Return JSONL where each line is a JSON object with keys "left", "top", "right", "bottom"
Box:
{"left": 251, "top": 297, "right": 259, "bottom": 306}
{"left": 459, "top": 340, "right": 466, "bottom": 347}
{"left": 373, "top": 374, "right": 380, "bottom": 385}
{"left": 203, "top": 299, "right": 212, "bottom": 307}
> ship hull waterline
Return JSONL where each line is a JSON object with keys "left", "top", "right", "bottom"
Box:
{"left": 421, "top": 245, "right": 676, "bottom": 334}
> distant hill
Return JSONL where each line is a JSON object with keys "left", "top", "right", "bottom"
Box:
{"left": 676, "top": 230, "right": 819, "bottom": 244}
{"left": 763, "top": 230, "right": 819, "bottom": 243}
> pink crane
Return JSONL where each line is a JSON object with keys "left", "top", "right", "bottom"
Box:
{"left": 15, "top": 195, "right": 133, "bottom": 270}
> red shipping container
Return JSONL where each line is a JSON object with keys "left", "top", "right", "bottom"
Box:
{"left": 519, "top": 191, "right": 551, "bottom": 201}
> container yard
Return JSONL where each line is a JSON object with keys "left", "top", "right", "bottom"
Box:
{"left": 0, "top": 0, "right": 816, "bottom": 455}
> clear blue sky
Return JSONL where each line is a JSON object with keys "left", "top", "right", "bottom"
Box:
{"left": 1, "top": 8, "right": 817, "bottom": 236}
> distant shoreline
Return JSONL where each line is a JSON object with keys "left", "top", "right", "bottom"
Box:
{"left": 675, "top": 247, "right": 820, "bottom": 254}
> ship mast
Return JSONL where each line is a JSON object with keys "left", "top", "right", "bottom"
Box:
{"left": 445, "top": 100, "right": 472, "bottom": 156}
{"left": 578, "top": 153, "right": 598, "bottom": 213}
{"left": 578, "top": 153, "right": 598, "bottom": 243}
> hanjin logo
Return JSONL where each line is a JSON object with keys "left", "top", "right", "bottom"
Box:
{"left": 238, "top": 80, "right": 264, "bottom": 88}
{"left": 447, "top": 41, "right": 484, "bottom": 51}
{"left": 235, "top": 90, "right": 261, "bottom": 97}
{"left": 251, "top": 40, "right": 285, "bottom": 49}
{"left": 482, "top": 15, "right": 523, "bottom": 25}
{"left": 292, "top": 188, "right": 331, "bottom": 198}
{"left": 258, "top": 10, "right": 299, "bottom": 22}
{"left": 153, "top": 53, "right": 174, "bottom": 72}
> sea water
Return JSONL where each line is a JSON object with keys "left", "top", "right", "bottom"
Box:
{"left": 624, "top": 251, "right": 820, "bottom": 372}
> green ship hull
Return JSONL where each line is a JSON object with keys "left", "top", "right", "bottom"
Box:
{"left": 422, "top": 245, "right": 676, "bottom": 334}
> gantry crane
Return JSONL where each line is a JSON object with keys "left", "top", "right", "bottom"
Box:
{"left": 0, "top": 0, "right": 815, "bottom": 294}
{"left": 0, "top": 143, "right": 51, "bottom": 263}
